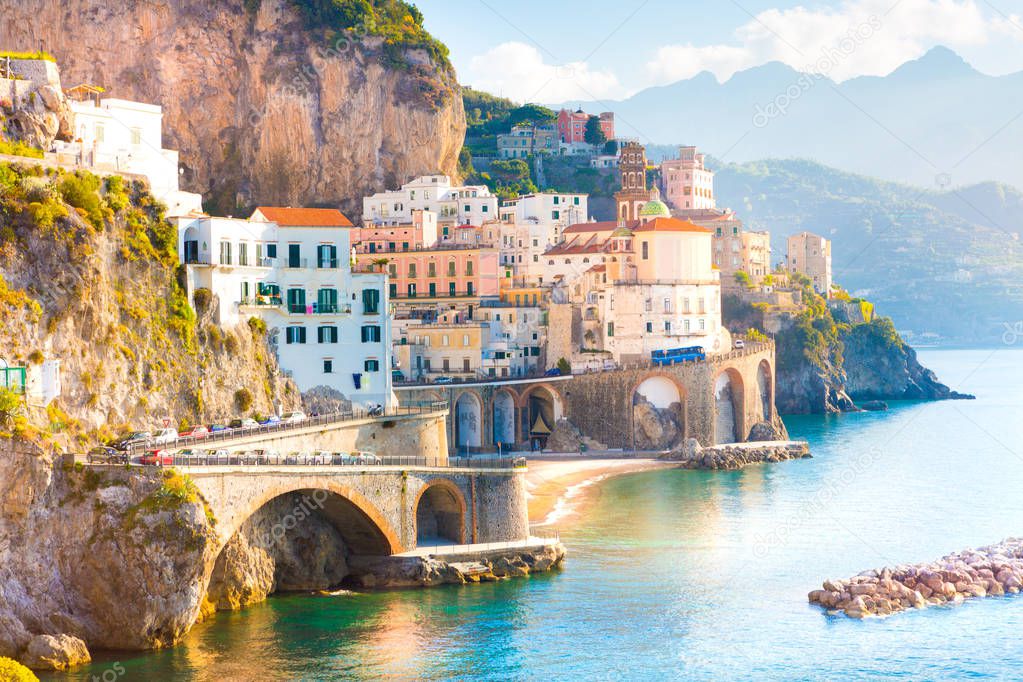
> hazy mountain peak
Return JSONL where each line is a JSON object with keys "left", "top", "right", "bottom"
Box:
{"left": 887, "top": 45, "right": 979, "bottom": 80}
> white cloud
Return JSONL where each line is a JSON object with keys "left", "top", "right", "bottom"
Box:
{"left": 646, "top": 0, "right": 1021, "bottom": 85}
{"left": 464, "top": 42, "right": 623, "bottom": 104}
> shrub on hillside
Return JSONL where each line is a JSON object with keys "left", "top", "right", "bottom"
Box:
{"left": 234, "top": 387, "right": 254, "bottom": 413}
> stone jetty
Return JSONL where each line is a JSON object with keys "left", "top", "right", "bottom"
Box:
{"left": 809, "top": 538, "right": 1023, "bottom": 618}
{"left": 667, "top": 438, "right": 811, "bottom": 470}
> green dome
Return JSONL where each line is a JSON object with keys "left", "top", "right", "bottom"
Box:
{"left": 611, "top": 226, "right": 633, "bottom": 237}
{"left": 639, "top": 199, "right": 670, "bottom": 218}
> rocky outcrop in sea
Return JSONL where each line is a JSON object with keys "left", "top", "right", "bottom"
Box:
{"left": 809, "top": 538, "right": 1023, "bottom": 618}
{"left": 665, "top": 436, "right": 810, "bottom": 470}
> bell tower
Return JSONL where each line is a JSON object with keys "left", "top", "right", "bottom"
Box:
{"left": 615, "top": 141, "right": 652, "bottom": 223}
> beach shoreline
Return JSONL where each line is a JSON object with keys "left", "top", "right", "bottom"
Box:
{"left": 525, "top": 455, "right": 676, "bottom": 526}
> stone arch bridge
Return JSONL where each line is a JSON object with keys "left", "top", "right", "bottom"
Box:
{"left": 396, "top": 342, "right": 779, "bottom": 452}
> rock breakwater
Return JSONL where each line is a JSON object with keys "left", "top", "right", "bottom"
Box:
{"left": 666, "top": 438, "right": 811, "bottom": 470}
{"left": 809, "top": 538, "right": 1023, "bottom": 618}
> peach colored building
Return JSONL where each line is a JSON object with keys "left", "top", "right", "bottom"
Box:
{"left": 787, "top": 231, "right": 832, "bottom": 296}
{"left": 660, "top": 146, "right": 716, "bottom": 211}
{"left": 374, "top": 245, "right": 501, "bottom": 306}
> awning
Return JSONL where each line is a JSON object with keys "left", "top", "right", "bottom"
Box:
{"left": 530, "top": 413, "right": 551, "bottom": 435}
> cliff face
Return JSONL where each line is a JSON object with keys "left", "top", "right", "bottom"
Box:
{"left": 0, "top": 0, "right": 466, "bottom": 217}
{"left": 0, "top": 162, "right": 298, "bottom": 440}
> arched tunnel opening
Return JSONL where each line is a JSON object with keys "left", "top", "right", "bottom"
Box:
{"left": 416, "top": 483, "right": 466, "bottom": 545}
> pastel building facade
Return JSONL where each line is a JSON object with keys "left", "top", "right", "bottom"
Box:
{"left": 557, "top": 108, "right": 614, "bottom": 144}
{"left": 787, "top": 231, "right": 833, "bottom": 296}
{"left": 497, "top": 123, "right": 558, "bottom": 158}
{"left": 361, "top": 175, "right": 497, "bottom": 227}
{"left": 660, "top": 146, "right": 715, "bottom": 211}
{"left": 55, "top": 93, "right": 202, "bottom": 216}
{"left": 175, "top": 207, "right": 392, "bottom": 408}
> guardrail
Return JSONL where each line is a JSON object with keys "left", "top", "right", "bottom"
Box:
{"left": 155, "top": 453, "right": 527, "bottom": 469}
{"left": 126, "top": 404, "right": 446, "bottom": 454}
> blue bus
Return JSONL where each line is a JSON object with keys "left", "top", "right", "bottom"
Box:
{"left": 651, "top": 346, "right": 705, "bottom": 365}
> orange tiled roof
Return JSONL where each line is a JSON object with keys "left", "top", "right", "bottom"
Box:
{"left": 563, "top": 220, "right": 638, "bottom": 235}
{"left": 254, "top": 206, "right": 353, "bottom": 227}
{"left": 632, "top": 217, "right": 713, "bottom": 233}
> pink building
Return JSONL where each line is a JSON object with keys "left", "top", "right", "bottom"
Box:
{"left": 557, "top": 108, "right": 614, "bottom": 144}
{"left": 351, "top": 209, "right": 437, "bottom": 254}
{"left": 374, "top": 245, "right": 501, "bottom": 303}
{"left": 660, "top": 146, "right": 716, "bottom": 211}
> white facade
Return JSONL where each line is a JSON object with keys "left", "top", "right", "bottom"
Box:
{"left": 55, "top": 98, "right": 202, "bottom": 216}
{"left": 174, "top": 211, "right": 392, "bottom": 409}
{"left": 478, "top": 303, "right": 545, "bottom": 378}
{"left": 362, "top": 175, "right": 498, "bottom": 227}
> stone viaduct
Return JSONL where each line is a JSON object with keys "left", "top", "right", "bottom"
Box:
{"left": 396, "top": 342, "right": 779, "bottom": 452}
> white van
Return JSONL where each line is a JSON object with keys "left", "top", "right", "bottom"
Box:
{"left": 152, "top": 428, "right": 179, "bottom": 445}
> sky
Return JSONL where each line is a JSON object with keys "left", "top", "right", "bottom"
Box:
{"left": 415, "top": 0, "right": 1023, "bottom": 103}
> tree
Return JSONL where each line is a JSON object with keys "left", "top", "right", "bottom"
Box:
{"left": 0, "top": 387, "right": 23, "bottom": 430}
{"left": 556, "top": 357, "right": 572, "bottom": 375}
{"left": 508, "top": 103, "right": 556, "bottom": 127}
{"left": 584, "top": 115, "right": 607, "bottom": 146}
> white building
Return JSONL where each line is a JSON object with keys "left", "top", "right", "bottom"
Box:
{"left": 54, "top": 94, "right": 202, "bottom": 216}
{"left": 496, "top": 192, "right": 589, "bottom": 284}
{"left": 175, "top": 207, "right": 392, "bottom": 409}
{"left": 362, "top": 174, "right": 498, "bottom": 227}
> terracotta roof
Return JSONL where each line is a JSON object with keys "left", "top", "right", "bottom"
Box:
{"left": 546, "top": 234, "right": 609, "bottom": 256}
{"left": 587, "top": 264, "right": 607, "bottom": 273}
{"left": 253, "top": 207, "right": 353, "bottom": 227}
{"left": 563, "top": 220, "right": 639, "bottom": 235}
{"left": 633, "top": 217, "right": 713, "bottom": 234}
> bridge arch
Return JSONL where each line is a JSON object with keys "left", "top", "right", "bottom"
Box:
{"left": 216, "top": 481, "right": 403, "bottom": 556}
{"left": 414, "top": 478, "right": 467, "bottom": 545}
{"left": 714, "top": 368, "right": 746, "bottom": 444}
{"left": 631, "top": 373, "right": 687, "bottom": 450}
{"left": 520, "top": 383, "right": 563, "bottom": 450}
{"left": 756, "top": 359, "right": 773, "bottom": 421}
{"left": 454, "top": 391, "right": 483, "bottom": 450}
{"left": 491, "top": 388, "right": 517, "bottom": 448}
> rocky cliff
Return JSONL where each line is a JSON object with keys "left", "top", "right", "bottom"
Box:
{"left": 0, "top": 0, "right": 465, "bottom": 217}
{"left": 724, "top": 291, "right": 968, "bottom": 415}
{"left": 0, "top": 161, "right": 298, "bottom": 441}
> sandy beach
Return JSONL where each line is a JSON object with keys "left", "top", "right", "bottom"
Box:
{"left": 525, "top": 456, "right": 675, "bottom": 526}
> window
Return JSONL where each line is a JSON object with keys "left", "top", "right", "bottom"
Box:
{"left": 323, "top": 359, "right": 333, "bottom": 374}
{"left": 285, "top": 326, "right": 306, "bottom": 344}
{"left": 407, "top": 283, "right": 417, "bottom": 298}
{"left": 447, "top": 261, "right": 456, "bottom": 276}
{"left": 467, "top": 282, "right": 474, "bottom": 296}
{"left": 664, "top": 321, "right": 671, "bottom": 333}
{"left": 574, "top": 197, "right": 580, "bottom": 205}
{"left": 607, "top": 322, "right": 614, "bottom": 337}
{"left": 287, "top": 288, "right": 306, "bottom": 314}
{"left": 466, "top": 261, "right": 474, "bottom": 276}
{"left": 94, "top": 123, "right": 105, "bottom": 143}
{"left": 388, "top": 263, "right": 397, "bottom": 277}
{"left": 364, "top": 359, "right": 380, "bottom": 372}
{"left": 699, "top": 319, "right": 705, "bottom": 331}
{"left": 130, "top": 127, "right": 142, "bottom": 145}
{"left": 552, "top": 210, "right": 560, "bottom": 220}
{"left": 449, "top": 282, "right": 456, "bottom": 296}
{"left": 646, "top": 322, "right": 653, "bottom": 333}
{"left": 316, "top": 288, "right": 338, "bottom": 313}
{"left": 219, "top": 240, "right": 232, "bottom": 265}
{"left": 429, "top": 282, "right": 437, "bottom": 297}
{"left": 663, "top": 298, "right": 671, "bottom": 313}
{"left": 388, "top": 242, "right": 395, "bottom": 252}
{"left": 684, "top": 319, "right": 690, "bottom": 332}
{"left": 642, "top": 242, "right": 649, "bottom": 260}
{"left": 482, "top": 205, "right": 489, "bottom": 213}
{"left": 442, "top": 334, "right": 450, "bottom": 346}
{"left": 317, "top": 244, "right": 337, "bottom": 268}
{"left": 361, "top": 325, "right": 382, "bottom": 343}
{"left": 362, "top": 288, "right": 380, "bottom": 314}
{"left": 462, "top": 334, "right": 470, "bottom": 347}
{"left": 266, "top": 243, "right": 277, "bottom": 259}
{"left": 427, "top": 262, "right": 436, "bottom": 278}
{"left": 288, "top": 244, "right": 301, "bottom": 268}
{"left": 408, "top": 262, "right": 417, "bottom": 278}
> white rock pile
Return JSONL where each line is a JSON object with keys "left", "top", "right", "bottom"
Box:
{"left": 809, "top": 538, "right": 1023, "bottom": 618}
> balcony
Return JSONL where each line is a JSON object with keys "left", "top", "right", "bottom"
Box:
{"left": 391, "top": 290, "right": 480, "bottom": 301}
{"left": 282, "top": 258, "right": 309, "bottom": 269}
{"left": 317, "top": 259, "right": 339, "bottom": 269}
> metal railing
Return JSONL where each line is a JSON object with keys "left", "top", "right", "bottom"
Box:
{"left": 411, "top": 532, "right": 560, "bottom": 557}
{"left": 156, "top": 453, "right": 526, "bottom": 469}
{"left": 126, "top": 403, "right": 446, "bottom": 454}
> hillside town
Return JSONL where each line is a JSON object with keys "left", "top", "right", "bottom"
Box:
{"left": 2, "top": 56, "right": 834, "bottom": 431}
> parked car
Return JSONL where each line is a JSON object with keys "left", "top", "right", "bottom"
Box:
{"left": 309, "top": 451, "right": 332, "bottom": 465}
{"left": 152, "top": 428, "right": 178, "bottom": 445}
{"left": 280, "top": 411, "right": 308, "bottom": 424}
{"left": 179, "top": 425, "right": 209, "bottom": 439}
{"left": 258, "top": 415, "right": 281, "bottom": 427}
{"left": 140, "top": 449, "right": 173, "bottom": 466}
{"left": 734, "top": 339, "right": 746, "bottom": 349}
{"left": 544, "top": 367, "right": 562, "bottom": 377}
{"left": 229, "top": 418, "right": 259, "bottom": 430}
{"left": 285, "top": 451, "right": 311, "bottom": 465}
{"left": 176, "top": 448, "right": 200, "bottom": 462}
{"left": 355, "top": 451, "right": 381, "bottom": 465}
{"left": 87, "top": 446, "right": 126, "bottom": 465}
{"left": 114, "top": 431, "right": 151, "bottom": 451}
{"left": 432, "top": 376, "right": 454, "bottom": 384}
{"left": 208, "top": 423, "right": 230, "bottom": 434}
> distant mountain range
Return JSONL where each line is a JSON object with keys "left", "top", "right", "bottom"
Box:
{"left": 709, "top": 158, "right": 1023, "bottom": 343}
{"left": 560, "top": 47, "right": 1023, "bottom": 190}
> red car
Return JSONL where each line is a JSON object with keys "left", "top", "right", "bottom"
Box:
{"left": 179, "top": 425, "right": 209, "bottom": 439}
{"left": 140, "top": 449, "right": 174, "bottom": 466}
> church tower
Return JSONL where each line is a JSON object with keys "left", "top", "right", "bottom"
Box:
{"left": 614, "top": 141, "right": 653, "bottom": 223}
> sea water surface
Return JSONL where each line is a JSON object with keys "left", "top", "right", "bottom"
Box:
{"left": 46, "top": 348, "right": 1023, "bottom": 681}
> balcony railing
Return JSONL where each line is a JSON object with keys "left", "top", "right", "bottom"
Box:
{"left": 317, "top": 259, "right": 339, "bottom": 269}
{"left": 283, "top": 302, "right": 353, "bottom": 315}
{"left": 283, "top": 258, "right": 309, "bottom": 269}
{"left": 391, "top": 290, "right": 479, "bottom": 300}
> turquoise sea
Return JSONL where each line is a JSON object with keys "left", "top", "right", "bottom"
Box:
{"left": 45, "top": 348, "right": 1023, "bottom": 681}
